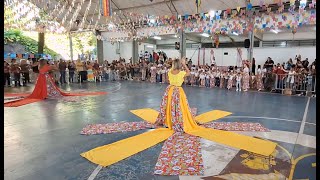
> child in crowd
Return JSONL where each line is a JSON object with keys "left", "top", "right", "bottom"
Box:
{"left": 286, "top": 68, "right": 295, "bottom": 89}
{"left": 220, "top": 71, "right": 225, "bottom": 88}
{"left": 150, "top": 64, "right": 157, "bottom": 83}
{"left": 236, "top": 72, "right": 242, "bottom": 91}
{"left": 195, "top": 69, "right": 199, "bottom": 86}
{"left": 97, "top": 68, "right": 104, "bottom": 82}
{"left": 224, "top": 71, "right": 229, "bottom": 89}
{"left": 161, "top": 67, "right": 166, "bottom": 83}
{"left": 306, "top": 70, "right": 313, "bottom": 93}
{"left": 256, "top": 65, "right": 264, "bottom": 91}
{"left": 104, "top": 66, "right": 110, "bottom": 81}
{"left": 184, "top": 74, "right": 189, "bottom": 85}
{"left": 215, "top": 70, "right": 220, "bottom": 87}
{"left": 199, "top": 71, "right": 205, "bottom": 87}
{"left": 190, "top": 69, "right": 195, "bottom": 86}
{"left": 205, "top": 71, "right": 211, "bottom": 88}
{"left": 210, "top": 70, "right": 215, "bottom": 88}
{"left": 11, "top": 59, "right": 21, "bottom": 87}
{"left": 227, "top": 71, "right": 234, "bottom": 90}
{"left": 165, "top": 67, "right": 169, "bottom": 84}
{"left": 156, "top": 67, "right": 162, "bottom": 83}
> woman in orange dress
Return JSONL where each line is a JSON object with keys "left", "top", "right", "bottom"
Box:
{"left": 4, "top": 59, "right": 106, "bottom": 107}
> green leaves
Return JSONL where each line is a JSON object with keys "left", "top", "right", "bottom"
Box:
{"left": 4, "top": 29, "right": 58, "bottom": 58}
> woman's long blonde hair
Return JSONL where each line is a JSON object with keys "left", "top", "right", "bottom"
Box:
{"left": 172, "top": 58, "right": 182, "bottom": 70}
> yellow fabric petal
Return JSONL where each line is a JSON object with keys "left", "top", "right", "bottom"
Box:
{"left": 187, "top": 127, "right": 277, "bottom": 156}
{"left": 129, "top": 108, "right": 159, "bottom": 124}
{"left": 80, "top": 128, "right": 174, "bottom": 167}
{"left": 195, "top": 110, "right": 232, "bottom": 124}
{"left": 177, "top": 88, "right": 276, "bottom": 156}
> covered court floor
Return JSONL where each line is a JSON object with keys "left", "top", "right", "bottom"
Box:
{"left": 4, "top": 81, "right": 316, "bottom": 180}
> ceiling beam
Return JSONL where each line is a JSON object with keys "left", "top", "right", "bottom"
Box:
{"left": 111, "top": 0, "right": 126, "bottom": 22}
{"left": 185, "top": 34, "right": 201, "bottom": 43}
{"left": 254, "top": 31, "right": 263, "bottom": 41}
{"left": 86, "top": 0, "right": 181, "bottom": 17}
{"left": 114, "top": 0, "right": 181, "bottom": 11}
{"left": 141, "top": 38, "right": 157, "bottom": 44}
{"left": 170, "top": 0, "right": 178, "bottom": 14}
{"left": 165, "top": 0, "right": 178, "bottom": 15}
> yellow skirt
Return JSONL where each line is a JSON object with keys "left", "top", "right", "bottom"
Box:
{"left": 81, "top": 85, "right": 277, "bottom": 167}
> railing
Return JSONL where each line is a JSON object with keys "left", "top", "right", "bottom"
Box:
{"left": 268, "top": 73, "right": 316, "bottom": 95}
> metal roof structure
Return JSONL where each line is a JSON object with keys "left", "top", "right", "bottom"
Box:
{"left": 29, "top": 0, "right": 301, "bottom": 32}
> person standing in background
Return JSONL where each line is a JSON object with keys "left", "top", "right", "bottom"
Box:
{"left": 20, "top": 59, "right": 30, "bottom": 86}
{"left": 4, "top": 61, "right": 11, "bottom": 87}
{"left": 251, "top": 58, "right": 256, "bottom": 75}
{"left": 256, "top": 65, "right": 264, "bottom": 91}
{"left": 76, "top": 59, "right": 85, "bottom": 83}
{"left": 11, "top": 59, "right": 21, "bottom": 87}
{"left": 236, "top": 72, "right": 242, "bottom": 91}
{"left": 242, "top": 63, "right": 250, "bottom": 91}
{"left": 59, "top": 59, "right": 67, "bottom": 84}
{"left": 93, "top": 60, "right": 100, "bottom": 82}
{"left": 153, "top": 50, "right": 159, "bottom": 63}
{"left": 83, "top": 61, "right": 88, "bottom": 81}
{"left": 141, "top": 60, "right": 147, "bottom": 81}
{"left": 53, "top": 61, "right": 60, "bottom": 85}
{"left": 68, "top": 61, "right": 76, "bottom": 83}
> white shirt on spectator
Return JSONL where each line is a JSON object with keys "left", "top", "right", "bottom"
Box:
{"left": 215, "top": 72, "right": 220, "bottom": 77}
{"left": 236, "top": 75, "right": 242, "bottom": 82}
{"left": 257, "top": 68, "right": 262, "bottom": 75}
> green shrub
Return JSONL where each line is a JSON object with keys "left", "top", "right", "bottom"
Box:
{"left": 4, "top": 29, "right": 58, "bottom": 58}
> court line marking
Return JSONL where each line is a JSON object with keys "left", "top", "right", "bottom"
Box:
{"left": 87, "top": 165, "right": 102, "bottom": 180}
{"left": 299, "top": 97, "right": 311, "bottom": 134}
{"left": 226, "top": 115, "right": 316, "bottom": 126}
{"left": 108, "top": 82, "right": 122, "bottom": 93}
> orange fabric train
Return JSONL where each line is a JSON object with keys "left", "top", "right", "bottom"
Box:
{"left": 4, "top": 64, "right": 107, "bottom": 107}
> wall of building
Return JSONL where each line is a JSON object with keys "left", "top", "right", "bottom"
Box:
{"left": 161, "top": 46, "right": 316, "bottom": 67}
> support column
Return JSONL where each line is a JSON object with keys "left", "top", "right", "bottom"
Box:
{"left": 38, "top": 32, "right": 44, "bottom": 54}
{"left": 259, "top": 40, "right": 263, "bottom": 47}
{"left": 179, "top": 29, "right": 186, "bottom": 58}
{"left": 246, "top": 0, "right": 254, "bottom": 73}
{"left": 133, "top": 40, "right": 139, "bottom": 63}
{"left": 96, "top": 30, "right": 104, "bottom": 64}
{"left": 69, "top": 32, "right": 74, "bottom": 61}
{"left": 247, "top": 31, "right": 254, "bottom": 62}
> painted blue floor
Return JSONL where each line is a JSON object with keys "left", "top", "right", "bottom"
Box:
{"left": 4, "top": 81, "right": 316, "bottom": 180}
{"left": 306, "top": 98, "right": 316, "bottom": 124}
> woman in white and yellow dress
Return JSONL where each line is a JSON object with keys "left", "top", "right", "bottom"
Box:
{"left": 81, "top": 57, "right": 276, "bottom": 168}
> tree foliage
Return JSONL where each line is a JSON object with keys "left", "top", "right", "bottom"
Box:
{"left": 4, "top": 29, "right": 58, "bottom": 57}
{"left": 72, "top": 31, "right": 97, "bottom": 54}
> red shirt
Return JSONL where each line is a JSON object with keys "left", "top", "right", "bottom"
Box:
{"left": 274, "top": 68, "right": 287, "bottom": 79}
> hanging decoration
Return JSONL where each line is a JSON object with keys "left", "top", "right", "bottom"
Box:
{"left": 101, "top": 0, "right": 112, "bottom": 17}
{"left": 3, "top": 0, "right": 317, "bottom": 40}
